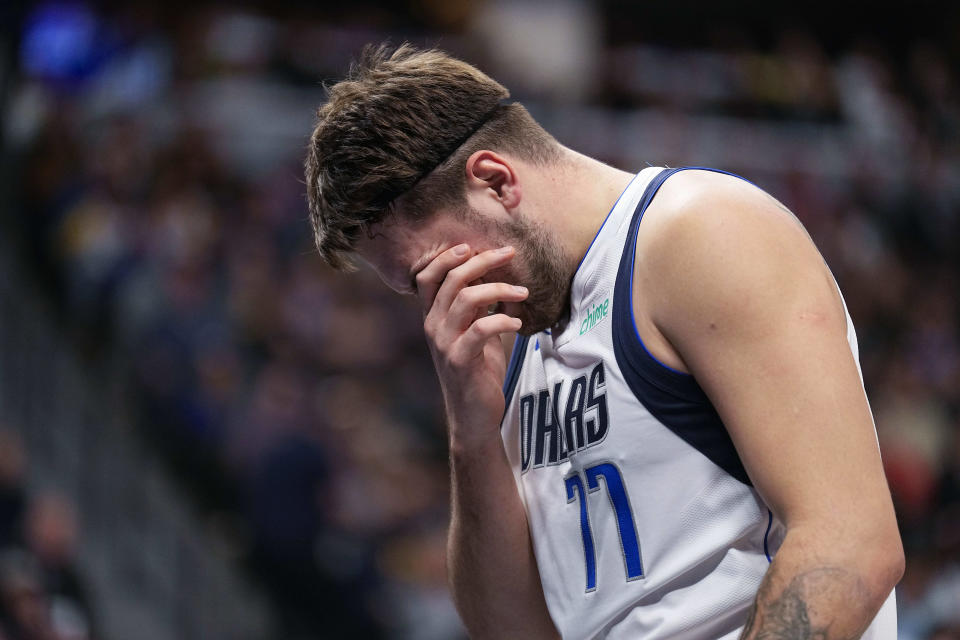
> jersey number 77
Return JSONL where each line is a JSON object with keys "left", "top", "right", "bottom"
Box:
{"left": 565, "top": 461, "right": 644, "bottom": 592}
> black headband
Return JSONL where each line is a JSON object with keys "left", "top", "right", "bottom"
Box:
{"left": 383, "top": 102, "right": 505, "bottom": 207}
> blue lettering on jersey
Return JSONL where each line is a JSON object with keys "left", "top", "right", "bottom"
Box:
{"left": 520, "top": 362, "right": 609, "bottom": 473}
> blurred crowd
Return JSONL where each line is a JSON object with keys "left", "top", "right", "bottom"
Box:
{"left": 2, "top": 2, "right": 959, "bottom": 639}
{"left": 0, "top": 430, "right": 93, "bottom": 640}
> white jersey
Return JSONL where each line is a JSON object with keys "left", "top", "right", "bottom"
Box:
{"left": 499, "top": 167, "right": 897, "bottom": 639}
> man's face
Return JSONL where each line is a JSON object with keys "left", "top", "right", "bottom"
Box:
{"left": 358, "top": 206, "right": 573, "bottom": 336}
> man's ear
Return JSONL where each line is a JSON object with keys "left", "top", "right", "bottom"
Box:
{"left": 464, "top": 150, "right": 522, "bottom": 210}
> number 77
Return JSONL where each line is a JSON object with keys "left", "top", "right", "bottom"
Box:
{"left": 565, "top": 461, "right": 644, "bottom": 592}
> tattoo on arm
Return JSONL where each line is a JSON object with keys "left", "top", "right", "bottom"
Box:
{"left": 741, "top": 567, "right": 870, "bottom": 640}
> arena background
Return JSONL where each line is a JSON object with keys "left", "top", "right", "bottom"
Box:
{"left": 0, "top": 1, "right": 957, "bottom": 639}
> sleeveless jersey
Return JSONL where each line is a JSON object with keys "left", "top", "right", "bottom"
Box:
{"left": 499, "top": 167, "right": 897, "bottom": 639}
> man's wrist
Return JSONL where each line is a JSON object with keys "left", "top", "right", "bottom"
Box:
{"left": 448, "top": 423, "right": 505, "bottom": 462}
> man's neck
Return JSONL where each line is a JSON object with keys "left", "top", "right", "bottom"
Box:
{"left": 534, "top": 149, "right": 637, "bottom": 273}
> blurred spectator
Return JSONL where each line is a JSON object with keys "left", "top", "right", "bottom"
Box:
{"left": 0, "top": 432, "right": 28, "bottom": 550}
{"left": 23, "top": 494, "right": 92, "bottom": 640}
{"left": 0, "top": 550, "right": 56, "bottom": 640}
{"left": 0, "top": 429, "right": 92, "bottom": 640}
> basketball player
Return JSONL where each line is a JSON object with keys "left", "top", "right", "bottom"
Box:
{"left": 304, "top": 45, "right": 903, "bottom": 639}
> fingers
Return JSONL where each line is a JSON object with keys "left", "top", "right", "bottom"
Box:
{"left": 447, "top": 314, "right": 522, "bottom": 366}
{"left": 446, "top": 282, "right": 528, "bottom": 330}
{"left": 420, "top": 246, "right": 517, "bottom": 314}
{"left": 415, "top": 244, "right": 473, "bottom": 313}
{"left": 417, "top": 245, "right": 525, "bottom": 375}
{"left": 424, "top": 280, "right": 527, "bottom": 349}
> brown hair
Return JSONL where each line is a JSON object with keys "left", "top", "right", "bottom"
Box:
{"left": 305, "top": 43, "right": 560, "bottom": 269}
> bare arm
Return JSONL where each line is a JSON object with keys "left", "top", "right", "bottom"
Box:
{"left": 448, "top": 426, "right": 554, "bottom": 639}
{"left": 416, "top": 245, "right": 558, "bottom": 639}
{"left": 636, "top": 171, "right": 903, "bottom": 639}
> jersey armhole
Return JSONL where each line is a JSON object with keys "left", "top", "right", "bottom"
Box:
{"left": 502, "top": 334, "right": 530, "bottom": 412}
{"left": 611, "top": 166, "right": 753, "bottom": 487}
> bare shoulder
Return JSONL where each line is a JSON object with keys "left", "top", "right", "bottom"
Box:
{"left": 633, "top": 169, "right": 844, "bottom": 342}
{"left": 636, "top": 169, "right": 810, "bottom": 258}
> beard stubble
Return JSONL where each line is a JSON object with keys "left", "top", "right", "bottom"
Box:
{"left": 491, "top": 213, "right": 575, "bottom": 337}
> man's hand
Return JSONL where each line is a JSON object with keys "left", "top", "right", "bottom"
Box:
{"left": 416, "top": 243, "right": 557, "bottom": 639}
{"left": 416, "top": 243, "right": 528, "bottom": 451}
